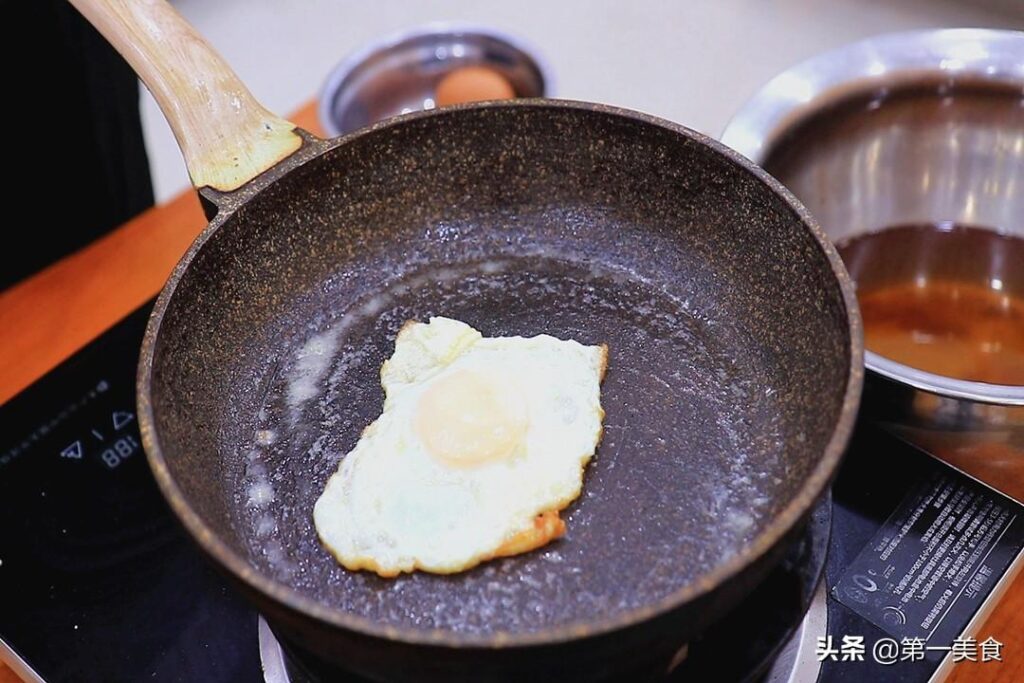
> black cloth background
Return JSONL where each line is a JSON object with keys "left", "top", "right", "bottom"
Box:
{"left": 1, "top": 0, "right": 154, "bottom": 290}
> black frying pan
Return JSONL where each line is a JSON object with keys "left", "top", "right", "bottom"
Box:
{"left": 73, "top": 1, "right": 863, "bottom": 680}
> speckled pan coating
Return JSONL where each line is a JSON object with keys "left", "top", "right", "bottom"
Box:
{"left": 138, "top": 100, "right": 862, "bottom": 681}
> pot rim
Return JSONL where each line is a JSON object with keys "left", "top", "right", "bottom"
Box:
{"left": 722, "top": 27, "right": 1024, "bottom": 405}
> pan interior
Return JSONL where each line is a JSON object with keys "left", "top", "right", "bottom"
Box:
{"left": 149, "top": 104, "right": 851, "bottom": 636}
{"left": 239, "top": 251, "right": 778, "bottom": 634}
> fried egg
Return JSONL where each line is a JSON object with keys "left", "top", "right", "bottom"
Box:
{"left": 313, "top": 316, "right": 607, "bottom": 577}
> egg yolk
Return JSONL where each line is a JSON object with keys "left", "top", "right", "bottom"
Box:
{"left": 415, "top": 369, "right": 527, "bottom": 466}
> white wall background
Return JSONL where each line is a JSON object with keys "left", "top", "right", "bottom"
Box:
{"left": 142, "top": 0, "right": 1024, "bottom": 202}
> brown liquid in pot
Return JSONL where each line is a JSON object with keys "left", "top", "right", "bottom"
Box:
{"left": 837, "top": 223, "right": 1024, "bottom": 385}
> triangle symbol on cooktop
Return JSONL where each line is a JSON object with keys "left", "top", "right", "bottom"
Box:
{"left": 112, "top": 411, "right": 134, "bottom": 430}
{"left": 60, "top": 440, "right": 83, "bottom": 459}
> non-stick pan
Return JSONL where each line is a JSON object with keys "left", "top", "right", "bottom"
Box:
{"left": 72, "top": 1, "right": 863, "bottom": 680}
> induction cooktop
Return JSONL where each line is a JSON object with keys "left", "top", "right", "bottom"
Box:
{"left": 2, "top": 303, "right": 1021, "bottom": 682}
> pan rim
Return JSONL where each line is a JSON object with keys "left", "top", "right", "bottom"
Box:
{"left": 137, "top": 98, "right": 864, "bottom": 649}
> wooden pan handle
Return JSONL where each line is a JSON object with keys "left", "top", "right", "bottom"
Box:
{"left": 69, "top": 0, "right": 303, "bottom": 193}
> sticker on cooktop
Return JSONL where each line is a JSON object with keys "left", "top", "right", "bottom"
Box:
{"left": 833, "top": 467, "right": 1024, "bottom": 644}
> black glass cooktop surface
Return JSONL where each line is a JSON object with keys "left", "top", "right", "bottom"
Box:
{"left": 0, "top": 304, "right": 261, "bottom": 682}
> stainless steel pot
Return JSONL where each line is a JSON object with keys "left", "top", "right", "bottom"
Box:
{"left": 722, "top": 28, "right": 1024, "bottom": 499}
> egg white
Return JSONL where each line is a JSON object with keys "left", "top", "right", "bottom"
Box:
{"left": 313, "top": 316, "right": 607, "bottom": 576}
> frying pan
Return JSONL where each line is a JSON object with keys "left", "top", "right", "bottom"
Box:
{"left": 72, "top": 0, "right": 863, "bottom": 680}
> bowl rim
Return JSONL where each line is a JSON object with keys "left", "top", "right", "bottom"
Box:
{"left": 317, "top": 21, "right": 555, "bottom": 137}
{"left": 721, "top": 27, "right": 1024, "bottom": 405}
{"left": 138, "top": 99, "right": 865, "bottom": 649}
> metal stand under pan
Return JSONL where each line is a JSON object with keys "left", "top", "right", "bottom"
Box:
{"left": 259, "top": 497, "right": 830, "bottom": 683}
